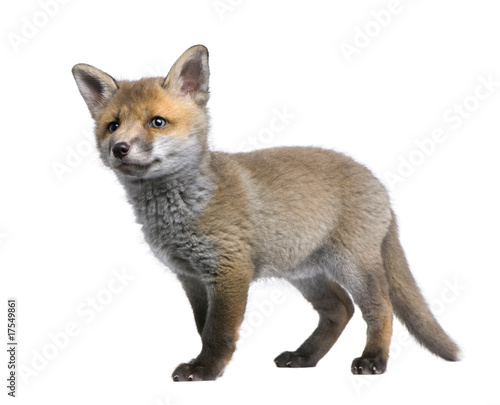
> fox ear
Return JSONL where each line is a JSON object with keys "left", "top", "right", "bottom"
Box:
{"left": 72, "top": 64, "right": 118, "bottom": 118}
{"left": 163, "top": 45, "right": 210, "bottom": 106}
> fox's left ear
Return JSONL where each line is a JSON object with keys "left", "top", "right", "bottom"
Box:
{"left": 163, "top": 45, "right": 210, "bottom": 106}
{"left": 72, "top": 64, "right": 119, "bottom": 118}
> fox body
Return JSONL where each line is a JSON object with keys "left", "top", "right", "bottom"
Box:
{"left": 72, "top": 45, "right": 460, "bottom": 381}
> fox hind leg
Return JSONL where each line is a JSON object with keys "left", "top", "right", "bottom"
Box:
{"left": 334, "top": 252, "right": 394, "bottom": 375}
{"left": 274, "top": 274, "right": 354, "bottom": 368}
{"left": 350, "top": 291, "right": 393, "bottom": 375}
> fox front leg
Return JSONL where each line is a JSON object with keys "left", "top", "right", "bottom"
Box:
{"left": 172, "top": 264, "right": 252, "bottom": 381}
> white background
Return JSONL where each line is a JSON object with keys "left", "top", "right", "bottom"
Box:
{"left": 1, "top": 0, "right": 499, "bottom": 404}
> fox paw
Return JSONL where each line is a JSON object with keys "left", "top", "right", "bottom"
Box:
{"left": 171, "top": 362, "right": 221, "bottom": 382}
{"left": 274, "top": 351, "right": 318, "bottom": 368}
{"left": 351, "top": 356, "right": 387, "bottom": 375}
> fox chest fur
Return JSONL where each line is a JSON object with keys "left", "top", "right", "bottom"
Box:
{"left": 122, "top": 173, "right": 219, "bottom": 279}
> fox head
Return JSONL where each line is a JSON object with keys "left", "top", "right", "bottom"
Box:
{"left": 72, "top": 45, "right": 210, "bottom": 180}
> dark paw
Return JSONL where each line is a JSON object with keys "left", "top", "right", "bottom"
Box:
{"left": 171, "top": 362, "right": 221, "bottom": 382}
{"left": 274, "top": 351, "right": 318, "bottom": 368}
{"left": 351, "top": 356, "right": 387, "bottom": 375}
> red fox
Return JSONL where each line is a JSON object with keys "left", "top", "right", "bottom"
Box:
{"left": 72, "top": 45, "right": 460, "bottom": 381}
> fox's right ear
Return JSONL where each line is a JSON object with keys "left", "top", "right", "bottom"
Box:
{"left": 72, "top": 64, "right": 118, "bottom": 118}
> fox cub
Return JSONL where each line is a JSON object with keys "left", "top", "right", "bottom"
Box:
{"left": 72, "top": 45, "right": 460, "bottom": 381}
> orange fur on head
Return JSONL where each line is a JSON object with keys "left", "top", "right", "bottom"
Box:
{"left": 95, "top": 78, "right": 208, "bottom": 144}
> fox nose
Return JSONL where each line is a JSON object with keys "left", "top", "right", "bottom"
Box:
{"left": 112, "top": 142, "right": 130, "bottom": 159}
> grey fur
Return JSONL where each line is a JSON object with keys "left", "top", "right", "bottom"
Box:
{"left": 117, "top": 153, "right": 218, "bottom": 281}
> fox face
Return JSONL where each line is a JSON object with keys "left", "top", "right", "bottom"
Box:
{"left": 72, "top": 45, "right": 210, "bottom": 180}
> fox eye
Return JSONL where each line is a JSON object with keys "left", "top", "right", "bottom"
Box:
{"left": 107, "top": 121, "right": 119, "bottom": 133}
{"left": 150, "top": 116, "right": 167, "bottom": 129}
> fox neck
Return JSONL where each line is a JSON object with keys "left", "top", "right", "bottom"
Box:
{"left": 119, "top": 146, "right": 216, "bottom": 223}
{"left": 116, "top": 146, "right": 217, "bottom": 276}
